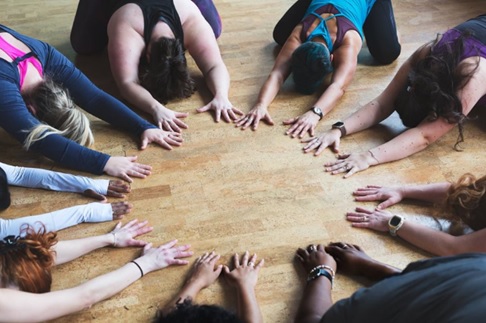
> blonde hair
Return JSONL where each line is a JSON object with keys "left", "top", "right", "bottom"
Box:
{"left": 23, "top": 79, "right": 94, "bottom": 150}
{"left": 445, "top": 173, "right": 486, "bottom": 230}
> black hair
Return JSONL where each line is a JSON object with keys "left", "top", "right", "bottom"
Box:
{"left": 292, "top": 42, "right": 333, "bottom": 94}
{"left": 140, "top": 37, "right": 195, "bottom": 104}
{"left": 154, "top": 299, "right": 243, "bottom": 323}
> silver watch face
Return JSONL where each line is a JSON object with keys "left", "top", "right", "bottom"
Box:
{"left": 312, "top": 107, "right": 323, "bottom": 116}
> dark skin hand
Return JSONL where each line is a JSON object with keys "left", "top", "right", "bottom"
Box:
{"left": 111, "top": 201, "right": 133, "bottom": 220}
{"left": 83, "top": 180, "right": 131, "bottom": 201}
{"left": 296, "top": 244, "right": 336, "bottom": 272}
{"left": 325, "top": 242, "right": 400, "bottom": 281}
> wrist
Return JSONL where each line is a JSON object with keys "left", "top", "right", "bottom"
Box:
{"left": 367, "top": 149, "right": 380, "bottom": 166}
{"left": 309, "top": 106, "right": 323, "bottom": 120}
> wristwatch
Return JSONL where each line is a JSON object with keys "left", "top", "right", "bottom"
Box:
{"left": 331, "top": 121, "right": 347, "bottom": 137}
{"left": 307, "top": 267, "right": 333, "bottom": 285}
{"left": 388, "top": 215, "right": 404, "bottom": 236}
{"left": 310, "top": 106, "right": 323, "bottom": 120}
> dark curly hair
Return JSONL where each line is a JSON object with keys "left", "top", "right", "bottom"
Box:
{"left": 394, "top": 32, "right": 480, "bottom": 150}
{"left": 154, "top": 299, "right": 243, "bottom": 323}
{"left": 140, "top": 37, "right": 196, "bottom": 104}
{"left": 445, "top": 173, "right": 486, "bottom": 231}
{"left": 0, "top": 224, "right": 57, "bottom": 293}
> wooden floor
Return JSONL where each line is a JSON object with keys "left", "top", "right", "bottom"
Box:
{"left": 3, "top": 0, "right": 486, "bottom": 322}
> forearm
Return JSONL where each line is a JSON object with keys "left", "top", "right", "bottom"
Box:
{"left": 396, "top": 221, "right": 459, "bottom": 256}
{"left": 399, "top": 182, "right": 451, "bottom": 203}
{"left": 295, "top": 278, "right": 333, "bottom": 323}
{"left": 53, "top": 234, "right": 114, "bottom": 265}
{"left": 255, "top": 72, "right": 286, "bottom": 108}
{"left": 161, "top": 281, "right": 203, "bottom": 316}
{"left": 236, "top": 284, "right": 263, "bottom": 323}
{"left": 313, "top": 83, "right": 345, "bottom": 115}
{"left": 0, "top": 262, "right": 144, "bottom": 323}
{"left": 204, "top": 64, "right": 230, "bottom": 100}
{"left": 343, "top": 99, "right": 394, "bottom": 136}
{"left": 3, "top": 162, "right": 108, "bottom": 194}
{"left": 367, "top": 127, "right": 431, "bottom": 164}
{"left": 0, "top": 203, "right": 112, "bottom": 237}
{"left": 118, "top": 81, "right": 164, "bottom": 116}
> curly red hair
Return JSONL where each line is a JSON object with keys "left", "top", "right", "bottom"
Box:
{"left": 446, "top": 173, "right": 486, "bottom": 230}
{"left": 0, "top": 224, "right": 57, "bottom": 293}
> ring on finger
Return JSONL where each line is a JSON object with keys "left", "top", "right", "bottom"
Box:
{"left": 248, "top": 262, "right": 255, "bottom": 267}
{"left": 364, "top": 215, "right": 368, "bottom": 221}
{"left": 308, "top": 245, "right": 316, "bottom": 252}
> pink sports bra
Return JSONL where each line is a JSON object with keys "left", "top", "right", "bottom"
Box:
{"left": 0, "top": 34, "right": 43, "bottom": 88}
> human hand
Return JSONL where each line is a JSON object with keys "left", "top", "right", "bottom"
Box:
{"left": 136, "top": 239, "right": 193, "bottom": 274}
{"left": 110, "top": 219, "right": 153, "bottom": 247}
{"left": 353, "top": 185, "right": 403, "bottom": 210}
{"left": 184, "top": 251, "right": 223, "bottom": 291}
{"left": 295, "top": 244, "right": 336, "bottom": 274}
{"left": 301, "top": 129, "right": 341, "bottom": 155}
{"left": 152, "top": 106, "right": 188, "bottom": 133}
{"left": 324, "top": 151, "right": 378, "bottom": 178}
{"left": 224, "top": 251, "right": 264, "bottom": 290}
{"left": 83, "top": 180, "right": 131, "bottom": 201}
{"left": 345, "top": 207, "right": 392, "bottom": 232}
{"left": 283, "top": 111, "right": 320, "bottom": 138}
{"left": 235, "top": 104, "right": 274, "bottom": 131}
{"left": 104, "top": 156, "right": 152, "bottom": 183}
{"left": 196, "top": 97, "right": 244, "bottom": 123}
{"left": 111, "top": 201, "right": 133, "bottom": 220}
{"left": 140, "top": 129, "right": 183, "bottom": 150}
{"left": 324, "top": 243, "right": 373, "bottom": 276}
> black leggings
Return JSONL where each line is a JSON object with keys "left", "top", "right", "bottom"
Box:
{"left": 272, "top": 0, "right": 401, "bottom": 64}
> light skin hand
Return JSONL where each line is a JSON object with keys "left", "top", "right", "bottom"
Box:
{"left": 324, "top": 151, "right": 377, "bottom": 178}
{"left": 184, "top": 251, "right": 223, "bottom": 291}
{"left": 104, "top": 156, "right": 152, "bottom": 183}
{"left": 196, "top": 97, "right": 244, "bottom": 123}
{"left": 224, "top": 251, "right": 264, "bottom": 290}
{"left": 152, "top": 106, "right": 189, "bottom": 133}
{"left": 235, "top": 104, "right": 274, "bottom": 131}
{"left": 140, "top": 129, "right": 183, "bottom": 150}
{"left": 345, "top": 206, "right": 392, "bottom": 232}
{"left": 111, "top": 201, "right": 133, "bottom": 220}
{"left": 301, "top": 129, "right": 341, "bottom": 155}
{"left": 110, "top": 219, "right": 153, "bottom": 248}
{"left": 135, "top": 240, "right": 193, "bottom": 274}
{"left": 353, "top": 185, "right": 404, "bottom": 209}
{"left": 283, "top": 111, "right": 320, "bottom": 138}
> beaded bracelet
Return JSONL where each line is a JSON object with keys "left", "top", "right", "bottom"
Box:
{"left": 309, "top": 264, "right": 335, "bottom": 279}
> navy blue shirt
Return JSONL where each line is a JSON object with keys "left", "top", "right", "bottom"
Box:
{"left": 0, "top": 24, "right": 157, "bottom": 174}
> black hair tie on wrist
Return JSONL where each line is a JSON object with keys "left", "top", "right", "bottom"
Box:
{"left": 130, "top": 260, "right": 144, "bottom": 277}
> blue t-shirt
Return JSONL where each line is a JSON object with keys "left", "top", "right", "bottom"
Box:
{"left": 0, "top": 24, "right": 157, "bottom": 174}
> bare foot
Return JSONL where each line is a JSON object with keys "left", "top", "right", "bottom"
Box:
{"left": 325, "top": 242, "right": 400, "bottom": 281}
{"left": 111, "top": 201, "right": 133, "bottom": 220}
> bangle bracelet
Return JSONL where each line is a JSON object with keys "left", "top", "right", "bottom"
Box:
{"left": 130, "top": 260, "right": 144, "bottom": 277}
{"left": 307, "top": 267, "right": 334, "bottom": 287}
{"left": 111, "top": 232, "right": 117, "bottom": 247}
{"left": 309, "top": 264, "right": 335, "bottom": 278}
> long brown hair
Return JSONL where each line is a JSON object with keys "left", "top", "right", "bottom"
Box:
{"left": 0, "top": 224, "right": 57, "bottom": 293}
{"left": 446, "top": 173, "right": 486, "bottom": 230}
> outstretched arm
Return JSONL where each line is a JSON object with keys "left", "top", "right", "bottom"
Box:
{"left": 161, "top": 251, "right": 223, "bottom": 316}
{"left": 353, "top": 182, "right": 451, "bottom": 209}
{"left": 106, "top": 15, "right": 188, "bottom": 132}
{"left": 235, "top": 26, "right": 302, "bottom": 131}
{"left": 184, "top": 5, "right": 243, "bottom": 123}
{"left": 284, "top": 36, "right": 362, "bottom": 138}
{"left": 224, "top": 251, "right": 264, "bottom": 323}
{"left": 0, "top": 240, "right": 192, "bottom": 323}
{"left": 294, "top": 244, "right": 336, "bottom": 323}
{"left": 53, "top": 219, "right": 150, "bottom": 265}
{"left": 346, "top": 207, "right": 486, "bottom": 256}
